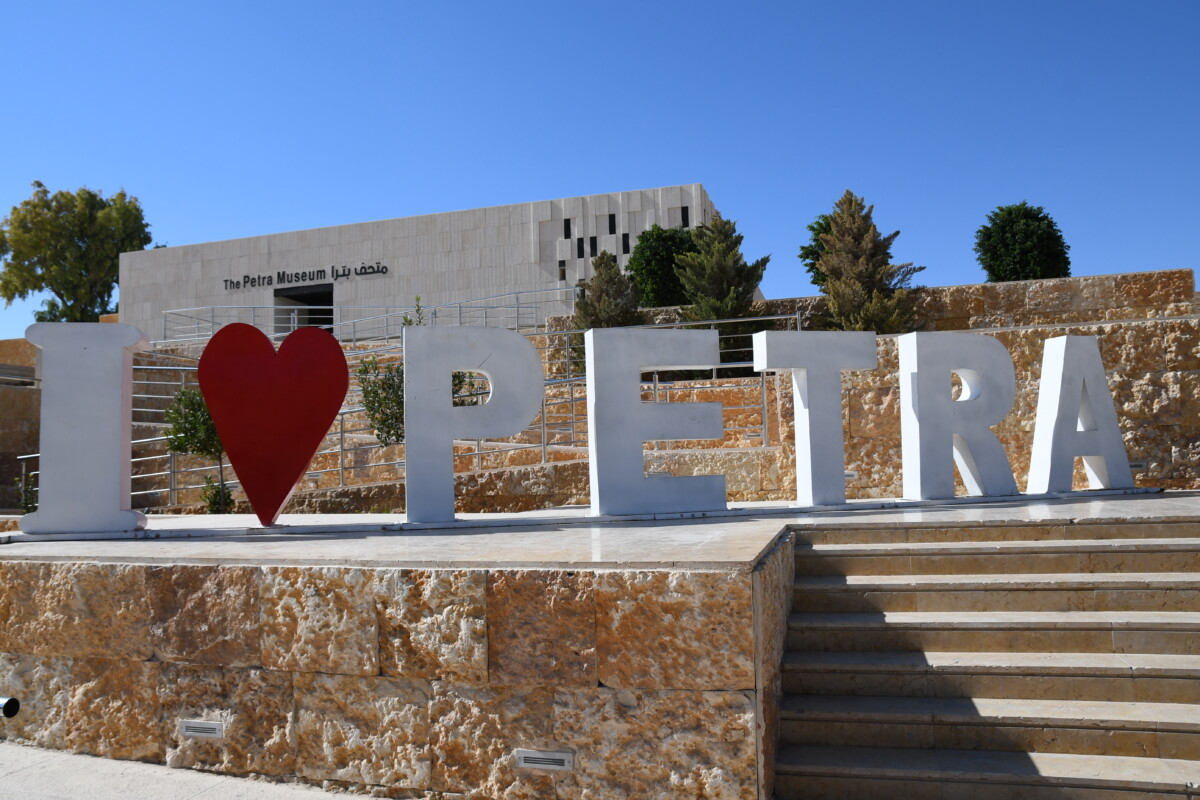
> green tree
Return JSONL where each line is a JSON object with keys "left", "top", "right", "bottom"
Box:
{"left": 816, "top": 190, "right": 924, "bottom": 334}
{"left": 674, "top": 215, "right": 768, "bottom": 321}
{"left": 974, "top": 201, "right": 1071, "bottom": 282}
{"left": 356, "top": 298, "right": 477, "bottom": 446}
{"left": 625, "top": 224, "right": 696, "bottom": 308}
{"left": 165, "top": 388, "right": 232, "bottom": 513}
{"left": 0, "top": 181, "right": 152, "bottom": 322}
{"left": 797, "top": 213, "right": 832, "bottom": 286}
{"left": 574, "top": 251, "right": 643, "bottom": 329}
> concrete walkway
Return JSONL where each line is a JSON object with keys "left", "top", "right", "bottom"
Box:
{"left": 0, "top": 742, "right": 330, "bottom": 799}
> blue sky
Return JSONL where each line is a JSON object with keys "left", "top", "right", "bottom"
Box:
{"left": 1, "top": 0, "right": 1197, "bottom": 339}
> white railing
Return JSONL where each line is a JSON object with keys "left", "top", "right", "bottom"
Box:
{"left": 160, "top": 287, "right": 578, "bottom": 344}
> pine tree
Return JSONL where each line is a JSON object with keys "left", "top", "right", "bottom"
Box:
{"left": 797, "top": 213, "right": 832, "bottom": 286}
{"left": 673, "top": 215, "right": 768, "bottom": 322}
{"left": 573, "top": 251, "right": 643, "bottom": 329}
{"left": 816, "top": 190, "right": 924, "bottom": 333}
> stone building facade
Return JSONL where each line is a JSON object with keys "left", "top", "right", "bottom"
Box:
{"left": 118, "top": 184, "right": 717, "bottom": 340}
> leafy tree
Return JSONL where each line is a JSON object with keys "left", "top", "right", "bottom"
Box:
{"left": 574, "top": 251, "right": 643, "bottom": 329}
{"left": 165, "top": 388, "right": 232, "bottom": 513}
{"left": 797, "top": 213, "right": 832, "bottom": 286}
{"left": 816, "top": 190, "right": 924, "bottom": 334}
{"left": 625, "top": 224, "right": 696, "bottom": 308}
{"left": 357, "top": 298, "right": 477, "bottom": 446}
{"left": 674, "top": 215, "right": 768, "bottom": 321}
{"left": 0, "top": 181, "right": 152, "bottom": 322}
{"left": 974, "top": 201, "right": 1071, "bottom": 282}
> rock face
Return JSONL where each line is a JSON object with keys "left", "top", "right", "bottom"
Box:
{"left": 377, "top": 569, "right": 488, "bottom": 682}
{"left": 486, "top": 570, "right": 597, "bottom": 687}
{"left": 294, "top": 672, "right": 432, "bottom": 788}
{"left": 65, "top": 658, "right": 161, "bottom": 761}
{"left": 159, "top": 664, "right": 294, "bottom": 776}
{"left": 146, "top": 565, "right": 260, "bottom": 667}
{"left": 429, "top": 683, "right": 558, "bottom": 798}
{"left": 553, "top": 688, "right": 758, "bottom": 800}
{"left": 260, "top": 566, "right": 379, "bottom": 675}
{"left": 0, "top": 562, "right": 150, "bottom": 660}
{"left": 595, "top": 570, "right": 755, "bottom": 690}
{"left": 0, "top": 653, "right": 70, "bottom": 748}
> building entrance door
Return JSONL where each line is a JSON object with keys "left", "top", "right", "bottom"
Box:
{"left": 274, "top": 283, "right": 334, "bottom": 334}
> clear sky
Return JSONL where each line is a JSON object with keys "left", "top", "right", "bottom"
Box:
{"left": 1, "top": 0, "right": 1197, "bottom": 340}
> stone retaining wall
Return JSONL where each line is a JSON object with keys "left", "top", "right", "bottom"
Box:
{"left": 0, "top": 534, "right": 793, "bottom": 798}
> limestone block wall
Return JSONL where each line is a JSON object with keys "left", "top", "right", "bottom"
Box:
{"left": 0, "top": 536, "right": 793, "bottom": 798}
{"left": 0, "top": 386, "right": 39, "bottom": 510}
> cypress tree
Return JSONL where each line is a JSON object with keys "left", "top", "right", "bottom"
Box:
{"left": 674, "top": 215, "right": 768, "bottom": 322}
{"left": 816, "top": 190, "right": 924, "bottom": 333}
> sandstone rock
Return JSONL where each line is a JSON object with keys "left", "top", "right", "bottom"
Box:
{"left": 294, "top": 672, "right": 431, "bottom": 788}
{"left": 487, "top": 571, "right": 596, "bottom": 687}
{"left": 595, "top": 570, "right": 754, "bottom": 691}
{"left": 429, "top": 682, "right": 557, "bottom": 798}
{"left": 0, "top": 653, "right": 70, "bottom": 748}
{"left": 146, "top": 565, "right": 260, "bottom": 667}
{"left": 0, "top": 562, "right": 150, "bottom": 660}
{"left": 158, "top": 664, "right": 293, "bottom": 775}
{"left": 261, "top": 566, "right": 379, "bottom": 675}
{"left": 848, "top": 387, "right": 900, "bottom": 439}
{"left": 553, "top": 687, "right": 756, "bottom": 800}
{"left": 66, "top": 658, "right": 161, "bottom": 761}
{"left": 376, "top": 569, "right": 487, "bottom": 682}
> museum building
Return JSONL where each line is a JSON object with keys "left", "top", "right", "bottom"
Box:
{"left": 118, "top": 183, "right": 717, "bottom": 340}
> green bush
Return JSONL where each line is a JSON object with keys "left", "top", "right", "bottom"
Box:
{"left": 974, "top": 201, "right": 1071, "bottom": 282}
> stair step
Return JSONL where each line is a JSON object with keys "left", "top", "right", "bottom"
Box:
{"left": 775, "top": 745, "right": 1200, "bottom": 798}
{"left": 795, "top": 538, "right": 1200, "bottom": 576}
{"left": 788, "top": 611, "right": 1200, "bottom": 654}
{"left": 782, "top": 651, "right": 1200, "bottom": 701}
{"left": 793, "top": 521, "right": 1200, "bottom": 546}
{"left": 779, "top": 695, "right": 1200, "bottom": 757}
{"left": 794, "top": 572, "right": 1200, "bottom": 612}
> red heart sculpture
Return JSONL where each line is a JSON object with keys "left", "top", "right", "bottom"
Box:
{"left": 198, "top": 323, "right": 349, "bottom": 526}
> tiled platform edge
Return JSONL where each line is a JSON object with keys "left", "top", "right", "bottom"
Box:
{"left": 0, "top": 533, "right": 792, "bottom": 799}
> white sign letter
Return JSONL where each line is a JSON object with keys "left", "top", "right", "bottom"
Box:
{"left": 1027, "top": 335, "right": 1133, "bottom": 493}
{"left": 752, "top": 330, "right": 876, "bottom": 506}
{"left": 403, "top": 326, "right": 543, "bottom": 523}
{"left": 586, "top": 328, "right": 725, "bottom": 516}
{"left": 900, "top": 332, "right": 1018, "bottom": 500}
{"left": 21, "top": 323, "right": 149, "bottom": 534}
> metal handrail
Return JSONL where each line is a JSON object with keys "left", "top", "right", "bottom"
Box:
{"left": 160, "top": 287, "right": 577, "bottom": 344}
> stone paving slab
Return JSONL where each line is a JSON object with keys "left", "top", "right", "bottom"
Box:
{"left": 0, "top": 741, "right": 330, "bottom": 799}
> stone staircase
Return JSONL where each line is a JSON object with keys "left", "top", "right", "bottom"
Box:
{"left": 775, "top": 518, "right": 1200, "bottom": 798}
